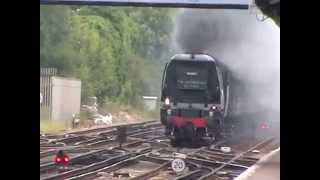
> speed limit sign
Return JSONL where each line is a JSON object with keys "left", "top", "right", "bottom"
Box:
{"left": 171, "top": 158, "right": 186, "bottom": 173}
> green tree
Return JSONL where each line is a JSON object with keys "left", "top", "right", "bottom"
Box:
{"left": 40, "top": 5, "right": 175, "bottom": 108}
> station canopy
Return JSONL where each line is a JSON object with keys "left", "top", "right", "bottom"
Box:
{"left": 40, "top": 0, "right": 251, "bottom": 9}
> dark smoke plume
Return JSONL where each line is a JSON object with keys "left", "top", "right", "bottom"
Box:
{"left": 173, "top": 9, "right": 280, "bottom": 129}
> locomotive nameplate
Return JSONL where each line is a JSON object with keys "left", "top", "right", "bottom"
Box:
{"left": 176, "top": 67, "right": 208, "bottom": 90}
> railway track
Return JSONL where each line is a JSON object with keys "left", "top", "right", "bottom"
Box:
{"left": 40, "top": 121, "right": 163, "bottom": 153}
{"left": 40, "top": 121, "right": 279, "bottom": 180}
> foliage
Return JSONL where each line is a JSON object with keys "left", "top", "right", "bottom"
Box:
{"left": 40, "top": 6, "right": 174, "bottom": 108}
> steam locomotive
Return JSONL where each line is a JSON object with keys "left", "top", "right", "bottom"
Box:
{"left": 160, "top": 53, "right": 276, "bottom": 146}
{"left": 160, "top": 53, "right": 232, "bottom": 146}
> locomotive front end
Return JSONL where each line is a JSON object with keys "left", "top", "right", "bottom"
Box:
{"left": 160, "top": 54, "right": 226, "bottom": 146}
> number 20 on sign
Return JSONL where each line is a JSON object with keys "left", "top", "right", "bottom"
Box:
{"left": 171, "top": 158, "right": 186, "bottom": 173}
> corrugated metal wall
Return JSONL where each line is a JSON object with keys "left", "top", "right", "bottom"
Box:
{"left": 40, "top": 68, "right": 57, "bottom": 120}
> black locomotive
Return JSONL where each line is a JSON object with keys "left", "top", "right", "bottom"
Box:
{"left": 160, "top": 53, "right": 232, "bottom": 146}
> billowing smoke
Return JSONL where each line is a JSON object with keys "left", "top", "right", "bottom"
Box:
{"left": 173, "top": 9, "right": 280, "bottom": 127}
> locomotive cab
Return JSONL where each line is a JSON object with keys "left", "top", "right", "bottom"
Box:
{"left": 160, "top": 54, "right": 229, "bottom": 145}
